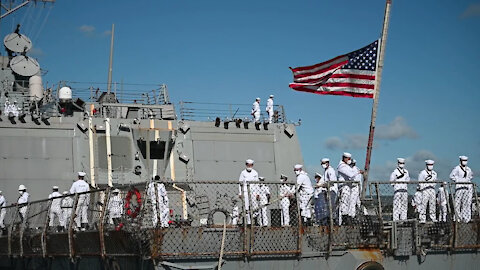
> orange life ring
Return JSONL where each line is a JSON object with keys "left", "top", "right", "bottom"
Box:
{"left": 125, "top": 188, "right": 142, "bottom": 218}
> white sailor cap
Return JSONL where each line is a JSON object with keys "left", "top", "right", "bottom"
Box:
{"left": 245, "top": 159, "right": 254, "bottom": 164}
{"left": 397, "top": 158, "right": 405, "bottom": 163}
{"left": 459, "top": 155, "right": 468, "bottom": 161}
{"left": 425, "top": 159, "right": 434, "bottom": 165}
{"left": 343, "top": 152, "right": 352, "bottom": 158}
{"left": 62, "top": 191, "right": 69, "bottom": 195}
{"left": 321, "top": 158, "right": 330, "bottom": 163}
{"left": 78, "top": 171, "right": 86, "bottom": 177}
{"left": 0, "top": 190, "right": 2, "bottom": 194}
{"left": 259, "top": 176, "right": 265, "bottom": 181}
{"left": 269, "top": 94, "right": 274, "bottom": 98}
{"left": 315, "top": 172, "right": 322, "bottom": 178}
{"left": 280, "top": 174, "right": 288, "bottom": 180}
{"left": 52, "top": 186, "right": 59, "bottom": 190}
{"left": 113, "top": 188, "right": 120, "bottom": 193}
{"left": 255, "top": 97, "right": 260, "bottom": 101}
{"left": 294, "top": 164, "right": 303, "bottom": 170}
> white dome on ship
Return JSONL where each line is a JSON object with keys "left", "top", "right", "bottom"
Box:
{"left": 58, "top": 86, "right": 72, "bottom": 101}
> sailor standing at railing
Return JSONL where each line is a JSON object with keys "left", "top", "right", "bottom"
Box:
{"left": 0, "top": 191, "right": 6, "bottom": 230}
{"left": 107, "top": 189, "right": 123, "bottom": 226}
{"left": 390, "top": 158, "right": 410, "bottom": 221}
{"left": 437, "top": 183, "right": 448, "bottom": 222}
{"left": 294, "top": 164, "right": 314, "bottom": 225}
{"left": 266, "top": 95, "right": 274, "bottom": 123}
{"left": 418, "top": 160, "right": 438, "bottom": 223}
{"left": 313, "top": 173, "right": 326, "bottom": 225}
{"left": 48, "top": 186, "right": 64, "bottom": 230}
{"left": 450, "top": 156, "right": 474, "bottom": 223}
{"left": 251, "top": 98, "right": 261, "bottom": 123}
{"left": 238, "top": 159, "right": 258, "bottom": 225}
{"left": 321, "top": 158, "right": 338, "bottom": 225}
{"left": 350, "top": 159, "right": 363, "bottom": 219}
{"left": 279, "top": 174, "right": 294, "bottom": 226}
{"left": 61, "top": 191, "right": 74, "bottom": 229}
{"left": 337, "top": 153, "right": 363, "bottom": 225}
{"left": 17, "top": 185, "right": 29, "bottom": 222}
{"left": 411, "top": 186, "right": 423, "bottom": 218}
{"left": 255, "top": 177, "right": 270, "bottom": 226}
{"left": 70, "top": 172, "right": 90, "bottom": 231}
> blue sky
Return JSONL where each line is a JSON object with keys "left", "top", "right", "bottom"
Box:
{"left": 3, "top": 0, "right": 479, "bottom": 181}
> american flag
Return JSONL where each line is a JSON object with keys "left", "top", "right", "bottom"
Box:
{"left": 289, "top": 40, "right": 379, "bottom": 98}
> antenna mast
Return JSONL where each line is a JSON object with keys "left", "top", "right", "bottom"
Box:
{"left": 107, "top": 24, "right": 114, "bottom": 94}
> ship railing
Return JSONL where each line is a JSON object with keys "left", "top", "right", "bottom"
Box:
{"left": 178, "top": 101, "right": 286, "bottom": 123}
{"left": 370, "top": 181, "right": 480, "bottom": 255}
{"left": 60, "top": 82, "right": 171, "bottom": 105}
{"left": 0, "top": 180, "right": 479, "bottom": 259}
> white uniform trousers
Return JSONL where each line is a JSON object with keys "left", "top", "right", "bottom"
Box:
{"left": 0, "top": 209, "right": 6, "bottom": 228}
{"left": 75, "top": 197, "right": 89, "bottom": 228}
{"left": 455, "top": 186, "right": 472, "bottom": 223}
{"left": 393, "top": 190, "right": 408, "bottom": 221}
{"left": 339, "top": 185, "right": 351, "bottom": 217}
{"left": 49, "top": 207, "right": 64, "bottom": 227}
{"left": 299, "top": 193, "right": 312, "bottom": 221}
{"left": 420, "top": 188, "right": 437, "bottom": 223}
{"left": 348, "top": 184, "right": 360, "bottom": 218}
{"left": 280, "top": 197, "right": 290, "bottom": 226}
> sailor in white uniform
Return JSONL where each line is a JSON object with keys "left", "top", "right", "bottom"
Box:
{"left": 69, "top": 172, "right": 90, "bottom": 230}
{"left": 337, "top": 153, "right": 362, "bottom": 225}
{"left": 295, "top": 164, "right": 314, "bottom": 224}
{"left": 61, "top": 191, "right": 74, "bottom": 229}
{"left": 251, "top": 98, "right": 261, "bottom": 123}
{"left": 266, "top": 95, "right": 274, "bottom": 123}
{"left": 278, "top": 174, "right": 294, "bottom": 226}
{"left": 390, "top": 158, "right": 410, "bottom": 221}
{"left": 437, "top": 183, "right": 448, "bottom": 222}
{"left": 238, "top": 159, "right": 259, "bottom": 225}
{"left": 17, "top": 185, "right": 29, "bottom": 222}
{"left": 322, "top": 158, "right": 338, "bottom": 224}
{"left": 255, "top": 177, "right": 270, "bottom": 226}
{"left": 349, "top": 159, "right": 363, "bottom": 219}
{"left": 107, "top": 189, "right": 123, "bottom": 225}
{"left": 418, "top": 160, "right": 437, "bottom": 223}
{"left": 411, "top": 186, "right": 423, "bottom": 218}
{"left": 48, "top": 186, "right": 64, "bottom": 229}
{"left": 450, "top": 156, "right": 474, "bottom": 223}
{"left": 0, "top": 191, "right": 6, "bottom": 229}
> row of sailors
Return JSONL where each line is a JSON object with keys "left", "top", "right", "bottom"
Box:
{"left": 391, "top": 155, "right": 474, "bottom": 223}
{"left": 237, "top": 153, "right": 364, "bottom": 227}
{"left": 0, "top": 173, "right": 171, "bottom": 231}
{"left": 238, "top": 153, "right": 475, "bottom": 227}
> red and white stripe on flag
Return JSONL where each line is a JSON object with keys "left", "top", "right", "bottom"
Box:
{"left": 289, "top": 40, "right": 380, "bottom": 98}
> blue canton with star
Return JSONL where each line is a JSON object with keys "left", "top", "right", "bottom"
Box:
{"left": 343, "top": 40, "right": 378, "bottom": 71}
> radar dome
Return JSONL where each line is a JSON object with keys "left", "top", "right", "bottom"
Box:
{"left": 58, "top": 86, "right": 72, "bottom": 102}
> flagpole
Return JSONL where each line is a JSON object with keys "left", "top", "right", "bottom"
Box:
{"left": 362, "top": 0, "right": 392, "bottom": 199}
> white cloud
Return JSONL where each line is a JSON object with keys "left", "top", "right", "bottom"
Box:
{"left": 79, "top": 25, "right": 95, "bottom": 33}
{"left": 324, "top": 134, "right": 368, "bottom": 150}
{"left": 376, "top": 116, "right": 418, "bottom": 140}
{"left": 460, "top": 3, "right": 480, "bottom": 18}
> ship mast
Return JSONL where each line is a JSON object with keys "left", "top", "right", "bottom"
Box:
{"left": 107, "top": 24, "right": 115, "bottom": 94}
{"left": 362, "top": 0, "right": 392, "bottom": 198}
